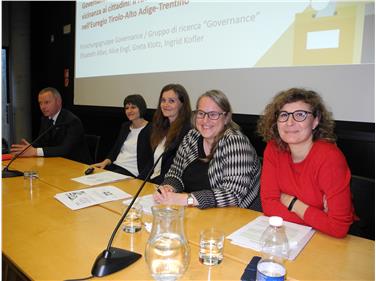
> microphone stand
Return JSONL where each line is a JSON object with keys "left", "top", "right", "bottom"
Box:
{"left": 91, "top": 153, "right": 164, "bottom": 277}
{"left": 2, "top": 122, "right": 61, "bottom": 178}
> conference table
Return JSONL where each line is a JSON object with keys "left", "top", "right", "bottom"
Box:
{"left": 2, "top": 157, "right": 375, "bottom": 280}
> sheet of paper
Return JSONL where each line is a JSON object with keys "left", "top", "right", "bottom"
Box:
{"left": 227, "top": 215, "right": 315, "bottom": 260}
{"left": 123, "top": 194, "right": 157, "bottom": 215}
{"left": 71, "top": 171, "right": 131, "bottom": 186}
{"left": 55, "top": 185, "right": 132, "bottom": 210}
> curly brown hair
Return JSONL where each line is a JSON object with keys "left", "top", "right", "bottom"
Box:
{"left": 257, "top": 88, "right": 336, "bottom": 151}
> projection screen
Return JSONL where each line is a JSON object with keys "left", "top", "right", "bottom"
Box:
{"left": 74, "top": 0, "right": 375, "bottom": 123}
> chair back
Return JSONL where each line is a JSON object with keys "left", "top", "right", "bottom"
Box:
{"left": 84, "top": 134, "right": 101, "bottom": 163}
{"left": 349, "top": 175, "right": 375, "bottom": 240}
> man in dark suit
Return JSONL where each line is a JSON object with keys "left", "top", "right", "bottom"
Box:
{"left": 11, "top": 87, "right": 92, "bottom": 164}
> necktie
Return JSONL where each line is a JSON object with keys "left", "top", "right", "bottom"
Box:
{"left": 48, "top": 118, "right": 54, "bottom": 127}
{"left": 47, "top": 118, "right": 55, "bottom": 141}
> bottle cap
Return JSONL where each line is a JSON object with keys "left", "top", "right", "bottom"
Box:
{"left": 269, "top": 216, "right": 283, "bottom": 227}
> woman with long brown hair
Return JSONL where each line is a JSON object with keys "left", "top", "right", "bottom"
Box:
{"left": 144, "top": 83, "right": 192, "bottom": 184}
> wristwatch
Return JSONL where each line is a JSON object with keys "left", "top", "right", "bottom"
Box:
{"left": 187, "top": 193, "right": 194, "bottom": 207}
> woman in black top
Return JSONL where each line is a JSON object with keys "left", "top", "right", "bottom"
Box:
{"left": 93, "top": 94, "right": 153, "bottom": 178}
{"left": 145, "top": 84, "right": 192, "bottom": 184}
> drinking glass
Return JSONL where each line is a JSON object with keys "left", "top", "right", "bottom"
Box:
{"left": 122, "top": 201, "right": 143, "bottom": 233}
{"left": 23, "top": 170, "right": 39, "bottom": 190}
{"left": 199, "top": 228, "right": 224, "bottom": 266}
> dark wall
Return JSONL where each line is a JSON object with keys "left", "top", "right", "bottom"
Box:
{"left": 25, "top": 2, "right": 374, "bottom": 178}
{"left": 30, "top": 2, "right": 76, "bottom": 131}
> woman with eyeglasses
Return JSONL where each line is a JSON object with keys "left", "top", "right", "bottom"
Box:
{"left": 257, "top": 88, "right": 354, "bottom": 238}
{"left": 153, "top": 89, "right": 260, "bottom": 209}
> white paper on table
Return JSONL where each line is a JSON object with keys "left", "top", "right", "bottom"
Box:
{"left": 226, "top": 215, "right": 315, "bottom": 260}
{"left": 144, "top": 222, "right": 152, "bottom": 233}
{"left": 71, "top": 171, "right": 131, "bottom": 186}
{"left": 123, "top": 194, "right": 157, "bottom": 215}
{"left": 54, "top": 185, "right": 132, "bottom": 210}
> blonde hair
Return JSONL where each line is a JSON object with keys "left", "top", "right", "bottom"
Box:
{"left": 195, "top": 89, "right": 240, "bottom": 159}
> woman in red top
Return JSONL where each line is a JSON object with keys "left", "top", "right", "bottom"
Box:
{"left": 257, "top": 88, "right": 354, "bottom": 238}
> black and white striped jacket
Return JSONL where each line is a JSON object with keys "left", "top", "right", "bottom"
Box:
{"left": 162, "top": 128, "right": 261, "bottom": 209}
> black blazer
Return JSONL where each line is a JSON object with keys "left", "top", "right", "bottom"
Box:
{"left": 142, "top": 122, "right": 191, "bottom": 184}
{"left": 33, "top": 109, "right": 92, "bottom": 164}
{"left": 107, "top": 121, "right": 153, "bottom": 177}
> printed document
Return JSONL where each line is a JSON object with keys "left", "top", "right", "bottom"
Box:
{"left": 55, "top": 185, "right": 132, "bottom": 210}
{"left": 71, "top": 171, "right": 131, "bottom": 186}
{"left": 123, "top": 194, "right": 157, "bottom": 215}
{"left": 227, "top": 215, "right": 315, "bottom": 260}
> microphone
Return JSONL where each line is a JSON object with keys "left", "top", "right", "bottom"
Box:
{"left": 2, "top": 121, "right": 69, "bottom": 178}
{"left": 91, "top": 152, "right": 165, "bottom": 277}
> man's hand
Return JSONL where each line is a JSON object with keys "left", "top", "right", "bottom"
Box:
{"left": 10, "top": 139, "right": 37, "bottom": 157}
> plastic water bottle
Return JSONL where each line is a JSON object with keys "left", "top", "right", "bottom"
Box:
{"left": 256, "top": 216, "right": 289, "bottom": 281}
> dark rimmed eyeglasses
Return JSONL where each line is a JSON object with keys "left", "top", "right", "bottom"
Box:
{"left": 195, "top": 110, "right": 227, "bottom": 120}
{"left": 277, "top": 110, "right": 313, "bottom": 122}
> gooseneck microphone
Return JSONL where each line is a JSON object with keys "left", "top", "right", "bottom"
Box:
{"left": 2, "top": 121, "right": 67, "bottom": 178}
{"left": 91, "top": 152, "right": 164, "bottom": 277}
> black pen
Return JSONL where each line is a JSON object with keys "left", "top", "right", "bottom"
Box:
{"left": 156, "top": 185, "right": 162, "bottom": 194}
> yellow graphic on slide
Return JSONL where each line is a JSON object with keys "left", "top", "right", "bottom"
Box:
{"left": 256, "top": 2, "right": 366, "bottom": 67}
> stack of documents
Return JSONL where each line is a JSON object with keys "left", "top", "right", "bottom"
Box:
{"left": 227, "top": 216, "right": 315, "bottom": 260}
{"left": 55, "top": 185, "right": 131, "bottom": 210}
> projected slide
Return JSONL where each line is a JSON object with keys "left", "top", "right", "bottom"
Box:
{"left": 74, "top": 1, "right": 374, "bottom": 123}
{"left": 75, "top": 1, "right": 366, "bottom": 78}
